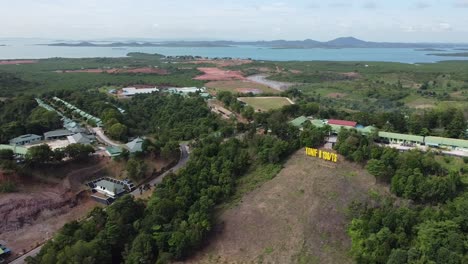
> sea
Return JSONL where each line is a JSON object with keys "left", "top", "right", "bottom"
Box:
{"left": 1, "top": 38, "right": 468, "bottom": 63}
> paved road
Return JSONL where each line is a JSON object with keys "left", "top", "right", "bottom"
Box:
{"left": 91, "top": 127, "right": 122, "bottom": 147}
{"left": 131, "top": 143, "right": 190, "bottom": 197}
{"left": 9, "top": 245, "right": 42, "bottom": 264}
{"left": 247, "top": 74, "right": 295, "bottom": 91}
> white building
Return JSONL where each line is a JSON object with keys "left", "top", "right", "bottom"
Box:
{"left": 94, "top": 179, "right": 125, "bottom": 198}
{"left": 122, "top": 87, "right": 159, "bottom": 96}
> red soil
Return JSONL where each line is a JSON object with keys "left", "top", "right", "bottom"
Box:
{"left": 194, "top": 67, "right": 245, "bottom": 81}
{"left": 0, "top": 60, "right": 38, "bottom": 65}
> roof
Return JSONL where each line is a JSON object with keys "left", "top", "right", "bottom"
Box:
{"left": 357, "top": 126, "right": 377, "bottom": 135}
{"left": 327, "top": 119, "right": 357, "bottom": 127}
{"left": 424, "top": 136, "right": 468, "bottom": 148}
{"left": 95, "top": 179, "right": 125, "bottom": 195}
{"left": 9, "top": 134, "right": 42, "bottom": 144}
{"left": 0, "top": 144, "right": 28, "bottom": 155}
{"left": 378, "top": 131, "right": 424, "bottom": 143}
{"left": 44, "top": 129, "right": 74, "bottom": 138}
{"left": 106, "top": 146, "right": 123, "bottom": 156}
{"left": 290, "top": 116, "right": 309, "bottom": 127}
{"left": 67, "top": 133, "right": 91, "bottom": 144}
{"left": 310, "top": 119, "right": 326, "bottom": 128}
{"left": 126, "top": 137, "right": 143, "bottom": 153}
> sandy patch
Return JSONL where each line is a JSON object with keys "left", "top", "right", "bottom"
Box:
{"left": 194, "top": 67, "right": 245, "bottom": 81}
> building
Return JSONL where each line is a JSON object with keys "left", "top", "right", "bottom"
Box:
{"left": 378, "top": 131, "right": 425, "bottom": 145}
{"left": 167, "top": 87, "right": 205, "bottom": 96}
{"left": 106, "top": 146, "right": 123, "bottom": 157}
{"left": 9, "top": 134, "right": 42, "bottom": 146}
{"left": 44, "top": 129, "right": 74, "bottom": 140}
{"left": 126, "top": 137, "right": 144, "bottom": 153}
{"left": 67, "top": 133, "right": 92, "bottom": 144}
{"left": 290, "top": 116, "right": 310, "bottom": 128}
{"left": 94, "top": 179, "right": 126, "bottom": 198}
{"left": 424, "top": 136, "right": 468, "bottom": 151}
{"left": 122, "top": 87, "right": 159, "bottom": 96}
{"left": 327, "top": 119, "right": 357, "bottom": 128}
{"left": 0, "top": 144, "right": 27, "bottom": 157}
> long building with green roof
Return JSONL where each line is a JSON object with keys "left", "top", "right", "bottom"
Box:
{"left": 378, "top": 131, "right": 424, "bottom": 144}
{"left": 424, "top": 136, "right": 468, "bottom": 150}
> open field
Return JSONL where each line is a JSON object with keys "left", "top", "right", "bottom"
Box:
{"left": 205, "top": 80, "right": 279, "bottom": 95}
{"left": 188, "top": 150, "right": 387, "bottom": 264}
{"left": 194, "top": 67, "right": 245, "bottom": 81}
{"left": 238, "top": 96, "right": 294, "bottom": 111}
{"left": 58, "top": 67, "right": 168, "bottom": 74}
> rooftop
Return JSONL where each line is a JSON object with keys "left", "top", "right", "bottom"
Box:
{"left": 95, "top": 179, "right": 125, "bottom": 195}
{"left": 44, "top": 129, "right": 74, "bottom": 138}
{"left": 126, "top": 137, "right": 144, "bottom": 153}
{"left": 425, "top": 136, "right": 468, "bottom": 148}
{"left": 290, "top": 116, "right": 310, "bottom": 127}
{"left": 9, "top": 134, "right": 42, "bottom": 144}
{"left": 327, "top": 119, "right": 357, "bottom": 127}
{"left": 378, "top": 131, "right": 424, "bottom": 143}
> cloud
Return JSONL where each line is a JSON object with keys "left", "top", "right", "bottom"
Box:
{"left": 413, "top": 1, "right": 431, "bottom": 9}
{"left": 363, "top": 1, "right": 377, "bottom": 9}
{"left": 454, "top": 0, "right": 468, "bottom": 7}
{"left": 435, "top": 22, "right": 452, "bottom": 31}
{"left": 328, "top": 2, "right": 352, "bottom": 8}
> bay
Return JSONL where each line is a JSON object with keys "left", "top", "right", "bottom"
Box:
{"left": 0, "top": 38, "right": 468, "bottom": 63}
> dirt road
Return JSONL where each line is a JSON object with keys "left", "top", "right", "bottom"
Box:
{"left": 131, "top": 144, "right": 189, "bottom": 197}
{"left": 91, "top": 127, "right": 122, "bottom": 147}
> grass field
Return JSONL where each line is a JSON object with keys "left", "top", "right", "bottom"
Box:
{"left": 205, "top": 80, "right": 279, "bottom": 95}
{"left": 189, "top": 150, "right": 387, "bottom": 264}
{"left": 238, "top": 96, "right": 293, "bottom": 111}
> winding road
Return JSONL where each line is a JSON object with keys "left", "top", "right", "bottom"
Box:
{"left": 131, "top": 143, "right": 189, "bottom": 197}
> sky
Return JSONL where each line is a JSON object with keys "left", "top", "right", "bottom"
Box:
{"left": 1, "top": 0, "right": 468, "bottom": 42}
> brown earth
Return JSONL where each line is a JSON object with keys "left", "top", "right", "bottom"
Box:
{"left": 194, "top": 68, "right": 245, "bottom": 81}
{"left": 187, "top": 150, "right": 387, "bottom": 264}
{"left": 0, "top": 60, "right": 38, "bottom": 65}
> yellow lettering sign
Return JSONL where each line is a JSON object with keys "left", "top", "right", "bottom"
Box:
{"left": 305, "top": 147, "right": 338, "bottom": 163}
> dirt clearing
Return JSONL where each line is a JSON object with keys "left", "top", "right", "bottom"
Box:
{"left": 194, "top": 68, "right": 245, "bottom": 81}
{"left": 0, "top": 60, "right": 38, "bottom": 65}
{"left": 187, "top": 150, "right": 387, "bottom": 264}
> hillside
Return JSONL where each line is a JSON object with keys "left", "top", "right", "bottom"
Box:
{"left": 187, "top": 150, "right": 388, "bottom": 264}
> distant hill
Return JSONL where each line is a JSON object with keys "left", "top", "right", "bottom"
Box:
{"left": 43, "top": 37, "right": 468, "bottom": 49}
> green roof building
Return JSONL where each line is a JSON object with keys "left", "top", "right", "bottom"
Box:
{"left": 106, "top": 146, "right": 123, "bottom": 157}
{"left": 126, "top": 137, "right": 144, "bottom": 153}
{"left": 424, "top": 136, "right": 468, "bottom": 150}
{"left": 378, "top": 131, "right": 424, "bottom": 144}
{"left": 290, "top": 116, "right": 310, "bottom": 127}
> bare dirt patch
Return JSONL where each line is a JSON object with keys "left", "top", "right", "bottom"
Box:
{"left": 340, "top": 72, "right": 361, "bottom": 79}
{"left": 0, "top": 60, "right": 38, "bottom": 65}
{"left": 187, "top": 150, "right": 387, "bottom": 264}
{"left": 194, "top": 68, "right": 245, "bottom": 81}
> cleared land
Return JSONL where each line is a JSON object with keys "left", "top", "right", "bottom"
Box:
{"left": 0, "top": 60, "right": 38, "bottom": 65}
{"left": 194, "top": 67, "right": 245, "bottom": 81}
{"left": 238, "top": 96, "right": 294, "bottom": 111}
{"left": 205, "top": 80, "right": 279, "bottom": 95}
{"left": 188, "top": 150, "right": 387, "bottom": 264}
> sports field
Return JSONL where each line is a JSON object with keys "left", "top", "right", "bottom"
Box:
{"left": 238, "top": 96, "right": 294, "bottom": 111}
